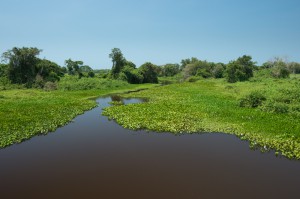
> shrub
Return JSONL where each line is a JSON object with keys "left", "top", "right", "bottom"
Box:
{"left": 260, "top": 101, "right": 289, "bottom": 114}
{"left": 225, "top": 55, "right": 255, "bottom": 83}
{"left": 239, "top": 91, "right": 266, "bottom": 108}
{"left": 186, "top": 76, "right": 201, "bottom": 82}
{"left": 88, "top": 71, "right": 95, "bottom": 77}
{"left": 139, "top": 62, "right": 158, "bottom": 83}
{"left": 196, "top": 68, "right": 212, "bottom": 78}
{"left": 120, "top": 66, "right": 144, "bottom": 84}
{"left": 58, "top": 76, "right": 128, "bottom": 91}
{"left": 213, "top": 64, "right": 225, "bottom": 78}
{"left": 44, "top": 81, "right": 58, "bottom": 91}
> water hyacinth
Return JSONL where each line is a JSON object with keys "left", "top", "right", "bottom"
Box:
{"left": 0, "top": 83, "right": 156, "bottom": 148}
{"left": 103, "top": 78, "right": 300, "bottom": 160}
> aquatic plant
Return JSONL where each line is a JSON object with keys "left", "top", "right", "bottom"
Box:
{"left": 103, "top": 77, "right": 300, "bottom": 159}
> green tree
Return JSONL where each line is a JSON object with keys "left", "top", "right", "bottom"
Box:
{"left": 80, "top": 65, "right": 93, "bottom": 73}
{"left": 0, "top": 63, "right": 9, "bottom": 77}
{"left": 225, "top": 55, "right": 255, "bottom": 83}
{"left": 124, "top": 60, "right": 136, "bottom": 69}
{"left": 36, "top": 59, "right": 63, "bottom": 82}
{"left": 2, "top": 47, "right": 41, "bottom": 85}
{"left": 212, "top": 63, "right": 225, "bottom": 78}
{"left": 88, "top": 71, "right": 95, "bottom": 78}
{"left": 288, "top": 62, "right": 300, "bottom": 74}
{"left": 272, "top": 60, "right": 290, "bottom": 78}
{"left": 109, "top": 48, "right": 125, "bottom": 77}
{"left": 180, "top": 57, "right": 199, "bottom": 70}
{"left": 163, "top": 64, "right": 180, "bottom": 76}
{"left": 65, "top": 59, "right": 84, "bottom": 77}
{"left": 120, "top": 65, "right": 143, "bottom": 84}
{"left": 236, "top": 55, "right": 255, "bottom": 80}
{"left": 139, "top": 62, "right": 158, "bottom": 83}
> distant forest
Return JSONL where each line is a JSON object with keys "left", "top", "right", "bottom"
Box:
{"left": 1, "top": 47, "right": 300, "bottom": 89}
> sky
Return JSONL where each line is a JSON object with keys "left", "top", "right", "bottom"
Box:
{"left": 1, "top": 0, "right": 300, "bottom": 69}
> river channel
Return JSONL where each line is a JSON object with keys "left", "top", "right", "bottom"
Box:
{"left": 0, "top": 96, "right": 299, "bottom": 199}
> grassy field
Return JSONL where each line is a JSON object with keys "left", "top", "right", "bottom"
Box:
{"left": 0, "top": 78, "right": 156, "bottom": 148}
{"left": 103, "top": 75, "right": 300, "bottom": 159}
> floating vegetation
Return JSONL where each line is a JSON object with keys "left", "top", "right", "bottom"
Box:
{"left": 103, "top": 78, "right": 300, "bottom": 160}
{"left": 0, "top": 83, "right": 156, "bottom": 148}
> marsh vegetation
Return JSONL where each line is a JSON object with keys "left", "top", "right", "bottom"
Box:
{"left": 1, "top": 47, "right": 300, "bottom": 160}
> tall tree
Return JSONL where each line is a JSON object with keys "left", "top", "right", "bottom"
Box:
{"left": 65, "top": 59, "right": 84, "bottom": 76}
{"left": 139, "top": 62, "right": 158, "bottom": 83}
{"left": 109, "top": 48, "right": 125, "bottom": 77}
{"left": 2, "top": 47, "right": 41, "bottom": 85}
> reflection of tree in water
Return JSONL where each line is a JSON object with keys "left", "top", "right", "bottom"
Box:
{"left": 110, "top": 95, "right": 124, "bottom": 106}
{"left": 111, "top": 95, "right": 122, "bottom": 102}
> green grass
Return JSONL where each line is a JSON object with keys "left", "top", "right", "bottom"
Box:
{"left": 103, "top": 76, "right": 300, "bottom": 159}
{"left": 0, "top": 78, "right": 156, "bottom": 148}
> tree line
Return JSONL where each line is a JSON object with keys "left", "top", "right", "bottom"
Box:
{"left": 1, "top": 46, "right": 300, "bottom": 89}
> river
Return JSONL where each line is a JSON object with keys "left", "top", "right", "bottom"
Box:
{"left": 0, "top": 96, "right": 299, "bottom": 199}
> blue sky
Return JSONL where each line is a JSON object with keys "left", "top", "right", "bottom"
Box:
{"left": 1, "top": 0, "right": 299, "bottom": 69}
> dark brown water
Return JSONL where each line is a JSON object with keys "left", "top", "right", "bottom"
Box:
{"left": 0, "top": 96, "right": 300, "bottom": 199}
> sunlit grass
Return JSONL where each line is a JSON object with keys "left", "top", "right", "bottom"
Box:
{"left": 103, "top": 76, "right": 300, "bottom": 159}
{"left": 0, "top": 80, "right": 156, "bottom": 148}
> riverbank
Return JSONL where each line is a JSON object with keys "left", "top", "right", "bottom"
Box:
{"left": 103, "top": 77, "right": 300, "bottom": 159}
{"left": 0, "top": 83, "right": 156, "bottom": 148}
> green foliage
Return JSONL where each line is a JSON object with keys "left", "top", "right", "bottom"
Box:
{"left": 186, "top": 76, "right": 201, "bottom": 82}
{"left": 109, "top": 48, "right": 125, "bottom": 78}
{"left": 212, "top": 63, "right": 225, "bottom": 78}
{"left": 239, "top": 91, "right": 266, "bottom": 108}
{"left": 288, "top": 62, "right": 300, "bottom": 74}
{"left": 65, "top": 59, "right": 84, "bottom": 76}
{"left": 120, "top": 65, "right": 144, "bottom": 84}
{"left": 225, "top": 55, "right": 255, "bottom": 83}
{"left": 139, "top": 62, "right": 158, "bottom": 83}
{"left": 94, "top": 69, "right": 110, "bottom": 78}
{"left": 0, "top": 83, "right": 156, "bottom": 148}
{"left": 161, "top": 64, "right": 180, "bottom": 77}
{"left": 182, "top": 63, "right": 198, "bottom": 79}
{"left": 36, "top": 59, "right": 63, "bottom": 80}
{"left": 196, "top": 68, "right": 212, "bottom": 78}
{"left": 0, "top": 63, "right": 9, "bottom": 77}
{"left": 88, "top": 71, "right": 95, "bottom": 77}
{"left": 123, "top": 60, "right": 136, "bottom": 69}
{"left": 44, "top": 81, "right": 58, "bottom": 91}
{"left": 271, "top": 61, "right": 290, "bottom": 78}
{"left": 2, "top": 47, "right": 42, "bottom": 86}
{"left": 58, "top": 75, "right": 130, "bottom": 90}
{"left": 260, "top": 101, "right": 289, "bottom": 114}
{"left": 80, "top": 65, "right": 93, "bottom": 73}
{"left": 158, "top": 73, "right": 183, "bottom": 84}
{"left": 181, "top": 58, "right": 224, "bottom": 79}
{"left": 180, "top": 57, "right": 199, "bottom": 70}
{"left": 103, "top": 77, "right": 300, "bottom": 159}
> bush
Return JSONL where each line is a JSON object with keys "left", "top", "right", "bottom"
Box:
{"left": 88, "top": 71, "right": 95, "bottom": 78}
{"left": 239, "top": 91, "right": 266, "bottom": 108}
{"left": 225, "top": 55, "right": 255, "bottom": 83}
{"left": 186, "top": 76, "right": 201, "bottom": 82}
{"left": 260, "top": 102, "right": 289, "bottom": 113}
{"left": 58, "top": 76, "right": 128, "bottom": 91}
{"left": 196, "top": 68, "right": 212, "bottom": 78}
{"left": 44, "top": 81, "right": 58, "bottom": 91}
{"left": 120, "top": 66, "right": 144, "bottom": 84}
{"left": 139, "top": 62, "right": 158, "bottom": 83}
{"left": 213, "top": 64, "right": 225, "bottom": 78}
